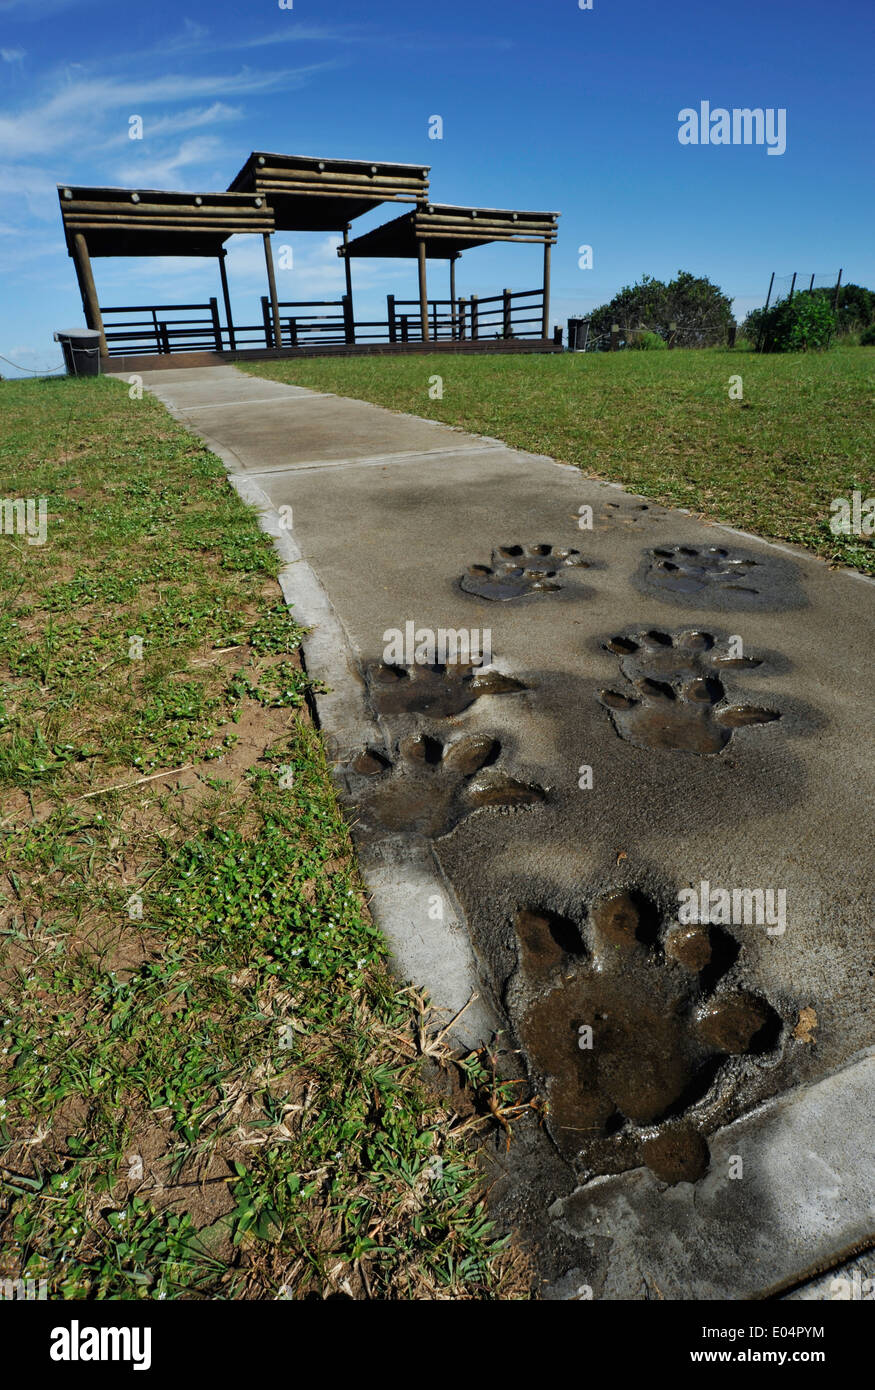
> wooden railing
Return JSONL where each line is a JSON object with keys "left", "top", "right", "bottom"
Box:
{"left": 100, "top": 286, "right": 549, "bottom": 355}
{"left": 388, "top": 288, "right": 545, "bottom": 342}
{"left": 100, "top": 301, "right": 224, "bottom": 355}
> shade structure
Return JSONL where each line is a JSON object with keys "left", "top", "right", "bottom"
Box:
{"left": 340, "top": 203, "right": 560, "bottom": 343}
{"left": 227, "top": 152, "right": 430, "bottom": 232}
{"left": 57, "top": 185, "right": 275, "bottom": 258}
{"left": 339, "top": 204, "right": 560, "bottom": 260}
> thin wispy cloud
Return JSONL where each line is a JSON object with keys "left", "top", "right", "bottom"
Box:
{"left": 113, "top": 135, "right": 228, "bottom": 189}
{"left": 0, "top": 63, "right": 339, "bottom": 158}
{"left": 96, "top": 102, "right": 244, "bottom": 152}
{"left": 1, "top": 47, "right": 26, "bottom": 63}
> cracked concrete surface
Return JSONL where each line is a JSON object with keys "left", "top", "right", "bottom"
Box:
{"left": 125, "top": 363, "right": 874, "bottom": 1299}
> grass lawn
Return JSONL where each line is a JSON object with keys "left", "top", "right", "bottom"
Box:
{"left": 240, "top": 346, "right": 874, "bottom": 575}
{"left": 0, "top": 375, "right": 527, "bottom": 1300}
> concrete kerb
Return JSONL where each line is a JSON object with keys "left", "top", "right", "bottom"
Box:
{"left": 234, "top": 466, "right": 499, "bottom": 1049}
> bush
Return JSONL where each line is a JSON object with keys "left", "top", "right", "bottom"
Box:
{"left": 860, "top": 325, "right": 875, "bottom": 346}
{"left": 590, "top": 271, "right": 734, "bottom": 348}
{"left": 744, "top": 292, "right": 836, "bottom": 352}
{"left": 629, "top": 330, "right": 668, "bottom": 350}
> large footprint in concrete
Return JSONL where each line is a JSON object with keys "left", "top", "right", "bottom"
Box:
{"left": 597, "top": 628, "right": 780, "bottom": 754}
{"left": 512, "top": 890, "right": 780, "bottom": 1182}
{"left": 349, "top": 733, "right": 545, "bottom": 837}
{"left": 460, "top": 543, "right": 590, "bottom": 600}
{"left": 635, "top": 542, "right": 805, "bottom": 610}
{"left": 368, "top": 660, "right": 526, "bottom": 716}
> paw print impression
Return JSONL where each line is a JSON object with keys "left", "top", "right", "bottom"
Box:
{"left": 597, "top": 628, "right": 780, "bottom": 754}
{"left": 511, "top": 890, "right": 780, "bottom": 1183}
{"left": 367, "top": 661, "right": 526, "bottom": 718}
{"left": 348, "top": 733, "right": 545, "bottom": 838}
{"left": 646, "top": 544, "right": 760, "bottom": 596}
{"left": 460, "top": 544, "right": 590, "bottom": 601}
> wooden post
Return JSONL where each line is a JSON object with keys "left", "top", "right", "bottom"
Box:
{"left": 342, "top": 226, "right": 355, "bottom": 333}
{"left": 470, "top": 295, "right": 479, "bottom": 340}
{"left": 449, "top": 255, "right": 457, "bottom": 339}
{"left": 808, "top": 274, "right": 815, "bottom": 293}
{"left": 458, "top": 297, "right": 467, "bottom": 341}
{"left": 342, "top": 294, "right": 354, "bottom": 345}
{"left": 610, "top": 323, "right": 620, "bottom": 352}
{"left": 764, "top": 272, "right": 775, "bottom": 311}
{"left": 788, "top": 271, "right": 797, "bottom": 303}
{"left": 503, "top": 288, "right": 512, "bottom": 339}
{"left": 261, "top": 296, "right": 272, "bottom": 347}
{"left": 263, "top": 232, "right": 281, "bottom": 348}
{"left": 417, "top": 239, "right": 429, "bottom": 342}
{"left": 209, "top": 297, "right": 222, "bottom": 352}
{"left": 400, "top": 315, "right": 409, "bottom": 344}
{"left": 71, "top": 233, "right": 107, "bottom": 356}
{"left": 834, "top": 268, "right": 843, "bottom": 312}
{"left": 668, "top": 321, "right": 677, "bottom": 349}
{"left": 387, "top": 294, "right": 397, "bottom": 344}
{"left": 553, "top": 325, "right": 563, "bottom": 347}
{"left": 218, "top": 251, "right": 236, "bottom": 351}
{"left": 432, "top": 298, "right": 438, "bottom": 340}
{"left": 288, "top": 318, "right": 298, "bottom": 347}
{"left": 542, "top": 241, "right": 551, "bottom": 338}
{"left": 728, "top": 321, "right": 737, "bottom": 348}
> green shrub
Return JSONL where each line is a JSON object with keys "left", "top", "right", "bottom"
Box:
{"left": 745, "top": 292, "right": 837, "bottom": 353}
{"left": 860, "top": 325, "right": 875, "bottom": 346}
{"left": 630, "top": 330, "right": 668, "bottom": 350}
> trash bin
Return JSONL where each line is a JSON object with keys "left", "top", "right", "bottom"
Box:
{"left": 54, "top": 328, "right": 102, "bottom": 377}
{"left": 567, "top": 317, "right": 588, "bottom": 352}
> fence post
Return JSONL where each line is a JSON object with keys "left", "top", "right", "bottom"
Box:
{"left": 400, "top": 315, "right": 409, "bottom": 344}
{"left": 610, "top": 323, "right": 620, "bottom": 352}
{"left": 788, "top": 272, "right": 797, "bottom": 302}
{"left": 458, "top": 298, "right": 467, "bottom": 340}
{"left": 471, "top": 296, "right": 479, "bottom": 340}
{"left": 159, "top": 322, "right": 170, "bottom": 354}
{"left": 342, "top": 294, "right": 355, "bottom": 345}
{"left": 261, "top": 296, "right": 272, "bottom": 348}
{"left": 209, "top": 297, "right": 222, "bottom": 352}
{"left": 668, "top": 321, "right": 677, "bottom": 349}
{"left": 503, "top": 288, "right": 512, "bottom": 338}
{"left": 288, "top": 318, "right": 298, "bottom": 347}
{"left": 387, "top": 294, "right": 397, "bottom": 344}
{"left": 553, "top": 325, "right": 563, "bottom": 347}
{"left": 834, "top": 268, "right": 843, "bottom": 312}
{"left": 727, "top": 320, "right": 737, "bottom": 348}
{"left": 432, "top": 299, "right": 438, "bottom": 339}
{"left": 764, "top": 272, "right": 775, "bottom": 311}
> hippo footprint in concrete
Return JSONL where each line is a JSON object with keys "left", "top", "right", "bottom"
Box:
{"left": 511, "top": 890, "right": 780, "bottom": 1182}
{"left": 348, "top": 732, "right": 545, "bottom": 838}
{"left": 598, "top": 500, "right": 666, "bottom": 527}
{"left": 460, "top": 544, "right": 590, "bottom": 600}
{"left": 367, "top": 660, "right": 526, "bottom": 717}
{"left": 647, "top": 544, "right": 760, "bottom": 595}
{"left": 597, "top": 628, "right": 780, "bottom": 754}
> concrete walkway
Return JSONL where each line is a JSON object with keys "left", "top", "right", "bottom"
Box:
{"left": 126, "top": 364, "right": 874, "bottom": 1299}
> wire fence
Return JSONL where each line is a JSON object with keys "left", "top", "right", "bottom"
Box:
{"left": 765, "top": 271, "right": 841, "bottom": 308}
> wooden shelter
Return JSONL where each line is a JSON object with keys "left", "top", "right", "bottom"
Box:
{"left": 227, "top": 152, "right": 429, "bottom": 340}
{"left": 56, "top": 152, "right": 561, "bottom": 365}
{"left": 339, "top": 203, "right": 560, "bottom": 341}
{"left": 57, "top": 183, "right": 276, "bottom": 354}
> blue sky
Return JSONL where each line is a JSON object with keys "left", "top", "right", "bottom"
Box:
{"left": 0, "top": 0, "right": 872, "bottom": 374}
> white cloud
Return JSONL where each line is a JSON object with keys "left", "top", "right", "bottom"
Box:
{"left": 0, "top": 63, "right": 337, "bottom": 158}
{"left": 1, "top": 47, "right": 26, "bottom": 63}
{"left": 113, "top": 135, "right": 228, "bottom": 189}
